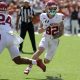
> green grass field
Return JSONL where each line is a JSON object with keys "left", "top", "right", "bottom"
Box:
{"left": 0, "top": 34, "right": 80, "bottom": 80}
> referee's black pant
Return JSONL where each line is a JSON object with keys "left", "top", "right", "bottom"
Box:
{"left": 19, "top": 21, "right": 36, "bottom": 53}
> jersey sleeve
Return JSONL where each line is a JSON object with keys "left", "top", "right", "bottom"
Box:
{"left": 40, "top": 13, "right": 49, "bottom": 29}
{"left": 59, "top": 13, "right": 64, "bottom": 22}
{"left": 56, "top": 13, "right": 64, "bottom": 23}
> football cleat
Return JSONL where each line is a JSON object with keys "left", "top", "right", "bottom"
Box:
{"left": 24, "top": 66, "right": 32, "bottom": 75}
{"left": 37, "top": 59, "right": 46, "bottom": 72}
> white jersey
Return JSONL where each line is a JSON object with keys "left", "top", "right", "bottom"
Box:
{"left": 0, "top": 12, "right": 23, "bottom": 59}
{"left": 0, "top": 12, "right": 12, "bottom": 32}
{"left": 40, "top": 13, "right": 64, "bottom": 37}
{"left": 40, "top": 13, "right": 64, "bottom": 28}
{"left": 39, "top": 13, "right": 64, "bottom": 60}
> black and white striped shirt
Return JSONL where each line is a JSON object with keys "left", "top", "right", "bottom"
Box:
{"left": 19, "top": 6, "right": 34, "bottom": 23}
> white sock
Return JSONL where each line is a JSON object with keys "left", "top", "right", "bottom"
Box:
{"left": 32, "top": 60, "right": 37, "bottom": 65}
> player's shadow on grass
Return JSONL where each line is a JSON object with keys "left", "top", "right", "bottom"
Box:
{"left": 26, "top": 75, "right": 63, "bottom": 80}
{"left": 46, "top": 76, "right": 63, "bottom": 80}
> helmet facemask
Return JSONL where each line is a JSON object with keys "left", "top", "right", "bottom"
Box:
{"left": 48, "top": 7, "right": 57, "bottom": 16}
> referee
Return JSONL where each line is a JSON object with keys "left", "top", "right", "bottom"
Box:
{"left": 16, "top": 0, "right": 36, "bottom": 53}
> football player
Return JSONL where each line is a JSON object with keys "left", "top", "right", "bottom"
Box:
{"left": 0, "top": 1, "right": 45, "bottom": 72}
{"left": 24, "top": 0, "right": 64, "bottom": 75}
